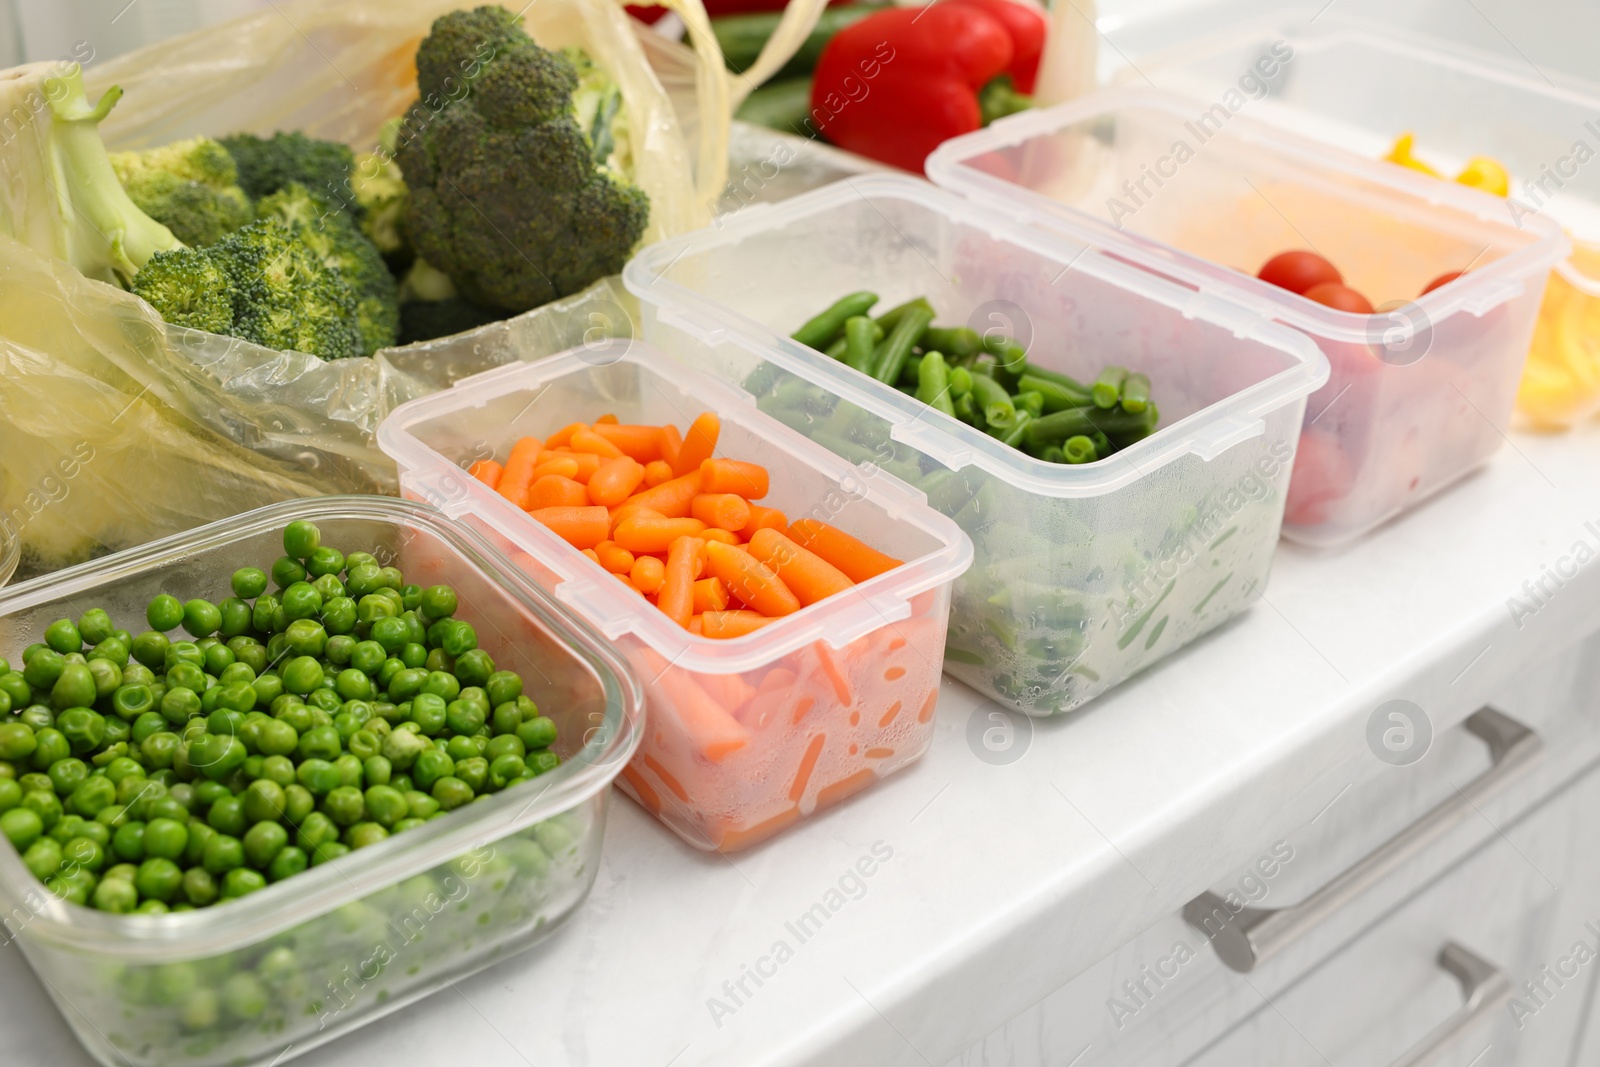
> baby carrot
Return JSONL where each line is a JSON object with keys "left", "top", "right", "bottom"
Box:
{"left": 596, "top": 413, "right": 619, "bottom": 425}
{"left": 570, "top": 427, "right": 626, "bottom": 459}
{"left": 625, "top": 471, "right": 702, "bottom": 518}
{"left": 701, "top": 527, "right": 739, "bottom": 546}
{"left": 642, "top": 460, "right": 674, "bottom": 488}
{"left": 658, "top": 536, "right": 706, "bottom": 629}
{"left": 693, "top": 576, "right": 730, "bottom": 613}
{"left": 592, "top": 423, "right": 664, "bottom": 462}
{"left": 529, "top": 505, "right": 610, "bottom": 549}
{"left": 496, "top": 436, "right": 544, "bottom": 509}
{"left": 700, "top": 458, "right": 769, "bottom": 499}
{"left": 526, "top": 474, "right": 589, "bottom": 510}
{"left": 582, "top": 548, "right": 601, "bottom": 564}
{"left": 691, "top": 493, "right": 752, "bottom": 532}
{"left": 630, "top": 554, "right": 665, "bottom": 594}
{"left": 610, "top": 503, "right": 664, "bottom": 535}
{"left": 739, "top": 504, "right": 788, "bottom": 541}
{"left": 747, "top": 528, "right": 854, "bottom": 606}
{"left": 688, "top": 616, "right": 704, "bottom": 635}
{"left": 544, "top": 423, "right": 585, "bottom": 449}
{"left": 468, "top": 459, "right": 502, "bottom": 489}
{"left": 529, "top": 455, "right": 581, "bottom": 481}
{"left": 788, "top": 518, "right": 903, "bottom": 583}
{"left": 615, "top": 514, "right": 710, "bottom": 554}
{"left": 595, "top": 540, "right": 635, "bottom": 575}
{"left": 659, "top": 424, "right": 683, "bottom": 468}
{"left": 588, "top": 456, "right": 645, "bottom": 507}
{"left": 672, "top": 412, "right": 720, "bottom": 477}
{"left": 704, "top": 541, "right": 801, "bottom": 617}
{"left": 541, "top": 450, "right": 601, "bottom": 482}
{"left": 701, "top": 610, "right": 777, "bottom": 639}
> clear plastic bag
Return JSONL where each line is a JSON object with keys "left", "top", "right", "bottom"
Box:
{"left": 0, "top": 0, "right": 717, "bottom": 577}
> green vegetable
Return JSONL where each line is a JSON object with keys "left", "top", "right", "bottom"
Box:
{"left": 1092, "top": 365, "right": 1128, "bottom": 409}
{"left": 396, "top": 7, "right": 649, "bottom": 312}
{"left": 872, "top": 303, "right": 935, "bottom": 384}
{"left": 843, "top": 315, "right": 882, "bottom": 373}
{"left": 1121, "top": 372, "right": 1152, "bottom": 414}
{"left": 110, "top": 136, "right": 253, "bottom": 247}
{"left": 793, "top": 291, "right": 877, "bottom": 349}
{"left": 36, "top": 64, "right": 182, "bottom": 286}
{"left": 219, "top": 131, "right": 360, "bottom": 220}
{"left": 0, "top": 519, "right": 561, "bottom": 914}
{"left": 916, "top": 351, "right": 956, "bottom": 416}
{"left": 715, "top": 4, "right": 889, "bottom": 77}
{"left": 256, "top": 183, "right": 400, "bottom": 356}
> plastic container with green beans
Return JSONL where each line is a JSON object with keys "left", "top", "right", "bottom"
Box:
{"left": 0, "top": 497, "right": 641, "bottom": 1067}
{"left": 788, "top": 290, "right": 1161, "bottom": 465}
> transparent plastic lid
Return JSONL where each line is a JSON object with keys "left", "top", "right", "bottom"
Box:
{"left": 377, "top": 342, "right": 975, "bottom": 676}
{"left": 625, "top": 174, "right": 1328, "bottom": 499}
{"left": 0, "top": 512, "right": 16, "bottom": 589}
{"left": 926, "top": 88, "right": 1571, "bottom": 343}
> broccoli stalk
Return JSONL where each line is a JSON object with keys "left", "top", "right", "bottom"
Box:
{"left": 42, "top": 64, "right": 181, "bottom": 286}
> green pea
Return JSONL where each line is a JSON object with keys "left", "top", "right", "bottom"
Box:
{"left": 271, "top": 556, "right": 307, "bottom": 591}
{"left": 296, "top": 725, "right": 342, "bottom": 762}
{"left": 69, "top": 775, "right": 117, "bottom": 817}
{"left": 241, "top": 779, "right": 285, "bottom": 825}
{"left": 281, "top": 656, "right": 324, "bottom": 696}
{"left": 280, "top": 583, "right": 324, "bottom": 623}
{"left": 0, "top": 779, "right": 20, "bottom": 813}
{"left": 491, "top": 701, "right": 524, "bottom": 737}
{"left": 266, "top": 845, "right": 308, "bottom": 882}
{"left": 346, "top": 822, "right": 388, "bottom": 849}
{"left": 364, "top": 617, "right": 404, "bottom": 655}
{"left": 440, "top": 736, "right": 473, "bottom": 764}
{"left": 45, "top": 618, "right": 82, "bottom": 655}
{"left": 159, "top": 686, "right": 201, "bottom": 725}
{"left": 387, "top": 668, "right": 427, "bottom": 702}
{"left": 419, "top": 585, "right": 458, "bottom": 621}
{"left": 93, "top": 875, "right": 139, "bottom": 913}
{"left": 281, "top": 520, "right": 320, "bottom": 560}
{"left": 448, "top": 649, "right": 489, "bottom": 688}
{"left": 309, "top": 841, "right": 350, "bottom": 866}
{"left": 424, "top": 648, "right": 453, "bottom": 674}
{"left": 143, "top": 817, "right": 188, "bottom": 861}
{"left": 242, "top": 821, "right": 289, "bottom": 868}
{"left": 279, "top": 786, "right": 312, "bottom": 828}
{"left": 214, "top": 682, "right": 256, "bottom": 715}
{"left": 202, "top": 833, "right": 245, "bottom": 875}
{"left": 526, "top": 750, "right": 561, "bottom": 776}
{"left": 23, "top": 837, "right": 63, "bottom": 881}
{"left": 190, "top": 734, "right": 247, "bottom": 782}
{"left": 1, "top": 807, "right": 43, "bottom": 849}
{"left": 201, "top": 643, "right": 234, "bottom": 677}
{"left": 0, "top": 673, "right": 31, "bottom": 710}
{"left": 431, "top": 776, "right": 473, "bottom": 810}
{"left": 226, "top": 566, "right": 266, "bottom": 600}
{"left": 333, "top": 668, "right": 373, "bottom": 702}
{"left": 485, "top": 733, "right": 526, "bottom": 764}
{"left": 207, "top": 795, "right": 247, "bottom": 836}
{"left": 50, "top": 663, "right": 96, "bottom": 711}
{"left": 84, "top": 659, "right": 120, "bottom": 701}
{"left": 258, "top": 755, "right": 295, "bottom": 789}
{"left": 147, "top": 794, "right": 190, "bottom": 823}
{"left": 408, "top": 693, "right": 447, "bottom": 736}
{"left": 31, "top": 728, "right": 71, "bottom": 769}
{"left": 356, "top": 594, "right": 397, "bottom": 627}
{"left": 307, "top": 688, "right": 342, "bottom": 714}
{"left": 488, "top": 754, "right": 526, "bottom": 791}
{"left": 109, "top": 684, "right": 154, "bottom": 722}
{"left": 133, "top": 857, "right": 182, "bottom": 902}
{"left": 45, "top": 757, "right": 86, "bottom": 797}
{"left": 409, "top": 748, "right": 453, "bottom": 792}
{"left": 517, "top": 716, "right": 559, "bottom": 750}
{"left": 284, "top": 619, "right": 327, "bottom": 659}
{"left": 112, "top": 820, "right": 147, "bottom": 862}
{"left": 310, "top": 574, "right": 347, "bottom": 604}
{"left": 400, "top": 642, "right": 428, "bottom": 670}
{"left": 453, "top": 756, "right": 488, "bottom": 793}
{"left": 140, "top": 731, "right": 179, "bottom": 770}
{"left": 347, "top": 640, "right": 384, "bottom": 677}
{"left": 178, "top": 599, "right": 220, "bottom": 639}
{"left": 251, "top": 594, "right": 285, "bottom": 636}
{"left": 0, "top": 723, "right": 37, "bottom": 763}
{"left": 440, "top": 622, "right": 477, "bottom": 658}
{"left": 420, "top": 671, "right": 460, "bottom": 703}
{"left": 380, "top": 728, "right": 429, "bottom": 771}
{"left": 296, "top": 759, "right": 340, "bottom": 796}
{"left": 322, "top": 786, "right": 365, "bottom": 827}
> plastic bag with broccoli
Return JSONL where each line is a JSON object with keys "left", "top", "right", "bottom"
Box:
{"left": 0, "top": 0, "right": 724, "bottom": 577}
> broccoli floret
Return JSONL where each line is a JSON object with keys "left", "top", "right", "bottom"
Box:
{"left": 39, "top": 64, "right": 182, "bottom": 286}
{"left": 110, "top": 136, "right": 253, "bottom": 247}
{"left": 131, "top": 218, "right": 364, "bottom": 360}
{"left": 399, "top": 296, "right": 504, "bottom": 345}
{"left": 563, "top": 47, "right": 629, "bottom": 174}
{"left": 353, "top": 118, "right": 410, "bottom": 263}
{"left": 130, "top": 247, "right": 233, "bottom": 333}
{"left": 395, "top": 6, "right": 649, "bottom": 313}
{"left": 215, "top": 219, "right": 363, "bottom": 359}
{"left": 220, "top": 131, "right": 361, "bottom": 218}
{"left": 256, "top": 183, "right": 400, "bottom": 355}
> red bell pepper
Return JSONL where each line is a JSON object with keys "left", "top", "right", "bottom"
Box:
{"left": 947, "top": 0, "right": 1046, "bottom": 93}
{"left": 809, "top": 1, "right": 1047, "bottom": 173}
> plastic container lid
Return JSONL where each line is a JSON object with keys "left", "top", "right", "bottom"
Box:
{"left": 625, "top": 173, "right": 1329, "bottom": 499}
{"left": 0, "top": 512, "right": 16, "bottom": 589}
{"left": 377, "top": 342, "right": 975, "bottom": 677}
{"left": 926, "top": 88, "right": 1570, "bottom": 345}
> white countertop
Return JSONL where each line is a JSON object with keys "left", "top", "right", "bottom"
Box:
{"left": 5, "top": 419, "right": 1600, "bottom": 1067}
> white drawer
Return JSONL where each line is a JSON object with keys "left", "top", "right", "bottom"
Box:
{"left": 947, "top": 630, "right": 1600, "bottom": 1067}
{"left": 1184, "top": 754, "right": 1600, "bottom": 1066}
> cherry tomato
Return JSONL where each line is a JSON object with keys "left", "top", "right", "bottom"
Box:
{"left": 1420, "top": 270, "right": 1463, "bottom": 296}
{"left": 1303, "top": 282, "right": 1375, "bottom": 314}
{"left": 1257, "top": 250, "right": 1342, "bottom": 295}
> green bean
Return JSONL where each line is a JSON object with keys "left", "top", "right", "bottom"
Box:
{"left": 793, "top": 290, "right": 878, "bottom": 349}
{"left": 1014, "top": 391, "right": 1044, "bottom": 418}
{"left": 1040, "top": 445, "right": 1066, "bottom": 463}
{"left": 872, "top": 303, "right": 935, "bottom": 384}
{"left": 1016, "top": 374, "right": 1091, "bottom": 413}
{"left": 873, "top": 297, "right": 934, "bottom": 333}
{"left": 996, "top": 410, "right": 1034, "bottom": 448}
{"left": 1063, "top": 435, "right": 1098, "bottom": 464}
{"left": 970, "top": 373, "right": 1016, "bottom": 428}
{"left": 1026, "top": 405, "right": 1154, "bottom": 446}
{"left": 843, "top": 315, "right": 882, "bottom": 373}
{"left": 1092, "top": 365, "right": 1128, "bottom": 409}
{"left": 916, "top": 351, "right": 956, "bottom": 416}
{"left": 1121, "top": 372, "right": 1151, "bottom": 413}
{"left": 923, "top": 327, "right": 981, "bottom": 361}
{"left": 953, "top": 392, "right": 977, "bottom": 425}
{"left": 948, "top": 365, "right": 973, "bottom": 398}
{"left": 824, "top": 335, "right": 848, "bottom": 360}
{"left": 1018, "top": 362, "right": 1089, "bottom": 393}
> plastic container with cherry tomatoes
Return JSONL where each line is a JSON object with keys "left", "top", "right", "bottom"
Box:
{"left": 927, "top": 88, "right": 1570, "bottom": 546}
{"left": 378, "top": 344, "right": 972, "bottom": 851}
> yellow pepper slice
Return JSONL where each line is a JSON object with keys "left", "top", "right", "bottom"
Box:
{"left": 1384, "top": 132, "right": 1442, "bottom": 177}
{"left": 1456, "top": 156, "right": 1510, "bottom": 197}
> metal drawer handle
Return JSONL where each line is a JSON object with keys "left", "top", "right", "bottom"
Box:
{"left": 1390, "top": 943, "right": 1511, "bottom": 1067}
{"left": 1184, "top": 707, "right": 1540, "bottom": 973}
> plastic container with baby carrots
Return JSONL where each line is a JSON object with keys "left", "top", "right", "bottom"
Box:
{"left": 377, "top": 343, "right": 973, "bottom": 851}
